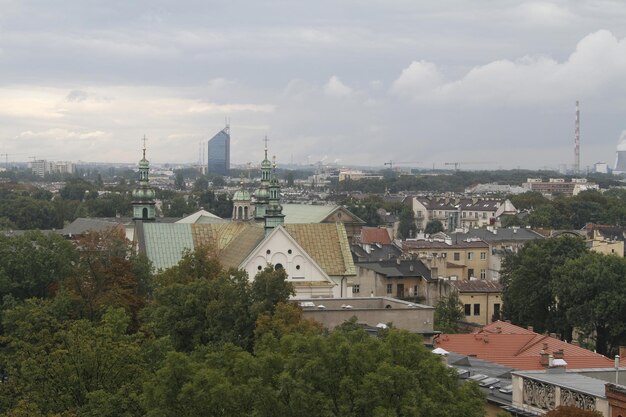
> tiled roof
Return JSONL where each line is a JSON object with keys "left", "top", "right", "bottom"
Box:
{"left": 351, "top": 243, "right": 402, "bottom": 262}
{"left": 402, "top": 239, "right": 489, "bottom": 250}
{"left": 450, "top": 280, "right": 502, "bottom": 293}
{"left": 450, "top": 228, "right": 544, "bottom": 243}
{"left": 143, "top": 223, "right": 194, "bottom": 271}
{"left": 285, "top": 223, "right": 356, "bottom": 276}
{"left": 357, "top": 259, "right": 433, "bottom": 281}
{"left": 360, "top": 227, "right": 392, "bottom": 245}
{"left": 192, "top": 223, "right": 265, "bottom": 270}
{"left": 176, "top": 209, "right": 223, "bottom": 223}
{"left": 61, "top": 218, "right": 124, "bottom": 236}
{"left": 435, "top": 321, "right": 619, "bottom": 370}
{"left": 281, "top": 204, "right": 337, "bottom": 223}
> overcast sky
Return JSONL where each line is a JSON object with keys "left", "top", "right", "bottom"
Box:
{"left": 1, "top": 0, "right": 625, "bottom": 170}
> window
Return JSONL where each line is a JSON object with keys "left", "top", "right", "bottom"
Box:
{"left": 413, "top": 285, "right": 418, "bottom": 296}
{"left": 493, "top": 303, "right": 501, "bottom": 319}
{"left": 480, "top": 252, "right": 486, "bottom": 260}
{"left": 454, "top": 252, "right": 460, "bottom": 261}
{"left": 353, "top": 284, "right": 360, "bottom": 294}
{"left": 468, "top": 268, "right": 475, "bottom": 279}
{"left": 480, "top": 269, "right": 486, "bottom": 280}
{"left": 464, "top": 304, "right": 471, "bottom": 316}
{"left": 266, "top": 249, "right": 271, "bottom": 255}
{"left": 386, "top": 284, "right": 393, "bottom": 294}
{"left": 468, "top": 252, "right": 474, "bottom": 260}
{"left": 474, "top": 304, "right": 480, "bottom": 316}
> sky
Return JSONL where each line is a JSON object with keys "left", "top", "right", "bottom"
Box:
{"left": 1, "top": 0, "right": 626, "bottom": 170}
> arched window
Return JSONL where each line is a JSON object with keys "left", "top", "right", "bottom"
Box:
{"left": 237, "top": 206, "right": 243, "bottom": 219}
{"left": 244, "top": 206, "right": 249, "bottom": 219}
{"left": 142, "top": 207, "right": 148, "bottom": 219}
{"left": 275, "top": 263, "right": 283, "bottom": 271}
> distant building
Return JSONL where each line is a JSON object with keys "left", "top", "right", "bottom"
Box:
{"left": 207, "top": 125, "right": 230, "bottom": 176}
{"left": 29, "top": 160, "right": 75, "bottom": 177}
{"left": 522, "top": 178, "right": 599, "bottom": 196}
{"left": 594, "top": 162, "right": 609, "bottom": 174}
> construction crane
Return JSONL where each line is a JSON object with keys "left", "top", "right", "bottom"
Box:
{"left": 444, "top": 161, "right": 493, "bottom": 171}
{"left": 384, "top": 160, "right": 420, "bottom": 171}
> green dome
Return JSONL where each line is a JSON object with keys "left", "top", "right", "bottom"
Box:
{"left": 139, "top": 158, "right": 149, "bottom": 169}
{"left": 261, "top": 158, "right": 272, "bottom": 169}
{"left": 255, "top": 187, "right": 270, "bottom": 200}
{"left": 233, "top": 189, "right": 251, "bottom": 201}
{"left": 132, "top": 187, "right": 156, "bottom": 200}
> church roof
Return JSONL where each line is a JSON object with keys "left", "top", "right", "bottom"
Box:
{"left": 175, "top": 209, "right": 225, "bottom": 224}
{"left": 284, "top": 223, "right": 355, "bottom": 276}
{"left": 137, "top": 221, "right": 355, "bottom": 276}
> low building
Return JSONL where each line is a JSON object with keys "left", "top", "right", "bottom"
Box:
{"left": 522, "top": 178, "right": 599, "bottom": 196}
{"left": 402, "top": 238, "right": 490, "bottom": 281}
{"left": 450, "top": 227, "right": 544, "bottom": 281}
{"left": 449, "top": 280, "right": 503, "bottom": 326}
{"left": 353, "top": 258, "right": 441, "bottom": 305}
{"left": 299, "top": 297, "right": 435, "bottom": 337}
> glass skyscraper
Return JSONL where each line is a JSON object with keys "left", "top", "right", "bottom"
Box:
{"left": 207, "top": 126, "right": 230, "bottom": 176}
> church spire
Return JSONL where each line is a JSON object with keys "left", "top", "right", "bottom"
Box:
{"left": 264, "top": 154, "right": 284, "bottom": 233}
{"left": 132, "top": 135, "right": 156, "bottom": 221}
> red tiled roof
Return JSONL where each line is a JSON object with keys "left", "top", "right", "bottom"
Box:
{"left": 360, "top": 227, "right": 392, "bottom": 245}
{"left": 435, "top": 321, "right": 619, "bottom": 370}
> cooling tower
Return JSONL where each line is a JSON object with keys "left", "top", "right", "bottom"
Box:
{"left": 614, "top": 131, "right": 626, "bottom": 174}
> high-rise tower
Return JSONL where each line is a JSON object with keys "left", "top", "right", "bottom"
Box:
{"left": 614, "top": 132, "right": 626, "bottom": 175}
{"left": 207, "top": 124, "right": 230, "bottom": 176}
{"left": 574, "top": 100, "right": 580, "bottom": 174}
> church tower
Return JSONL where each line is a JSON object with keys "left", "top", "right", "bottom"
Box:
{"left": 254, "top": 137, "right": 271, "bottom": 220}
{"left": 132, "top": 137, "right": 156, "bottom": 221}
{"left": 232, "top": 176, "right": 253, "bottom": 221}
{"left": 264, "top": 156, "right": 285, "bottom": 233}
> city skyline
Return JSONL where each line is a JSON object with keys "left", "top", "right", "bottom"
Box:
{"left": 1, "top": 1, "right": 626, "bottom": 170}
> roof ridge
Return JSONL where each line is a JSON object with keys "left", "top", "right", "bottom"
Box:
{"left": 515, "top": 334, "right": 548, "bottom": 356}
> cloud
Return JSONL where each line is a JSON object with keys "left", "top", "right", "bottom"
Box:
{"left": 323, "top": 76, "right": 354, "bottom": 98}
{"left": 392, "top": 30, "right": 626, "bottom": 106}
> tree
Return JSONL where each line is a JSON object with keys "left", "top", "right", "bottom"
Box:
{"left": 424, "top": 219, "right": 444, "bottom": 234}
{"left": 0, "top": 305, "right": 146, "bottom": 416}
{"left": 143, "top": 327, "right": 486, "bottom": 417}
{"left": 434, "top": 292, "right": 464, "bottom": 333}
{"left": 63, "top": 230, "right": 146, "bottom": 324}
{"left": 250, "top": 266, "right": 295, "bottom": 316}
{"left": 553, "top": 252, "right": 626, "bottom": 355}
{"left": 0, "top": 231, "right": 77, "bottom": 300}
{"left": 397, "top": 206, "right": 417, "bottom": 239}
{"left": 192, "top": 176, "right": 208, "bottom": 193}
{"left": 501, "top": 236, "right": 587, "bottom": 338}
{"left": 174, "top": 171, "right": 186, "bottom": 191}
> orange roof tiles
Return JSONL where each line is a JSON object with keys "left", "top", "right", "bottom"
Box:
{"left": 435, "top": 320, "right": 619, "bottom": 370}
{"left": 360, "top": 227, "right": 392, "bottom": 245}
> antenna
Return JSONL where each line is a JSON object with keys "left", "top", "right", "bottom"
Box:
{"left": 142, "top": 135, "right": 148, "bottom": 159}
{"left": 575, "top": 100, "right": 580, "bottom": 174}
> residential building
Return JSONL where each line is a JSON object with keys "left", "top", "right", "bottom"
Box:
{"left": 207, "top": 125, "right": 230, "bottom": 176}
{"left": 449, "top": 280, "right": 503, "bottom": 326}
{"left": 402, "top": 238, "right": 490, "bottom": 281}
{"left": 522, "top": 178, "right": 599, "bottom": 196}
{"left": 412, "top": 197, "right": 517, "bottom": 231}
{"left": 450, "top": 227, "right": 544, "bottom": 281}
{"left": 353, "top": 258, "right": 440, "bottom": 305}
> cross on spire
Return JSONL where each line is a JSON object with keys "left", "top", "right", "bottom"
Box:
{"left": 142, "top": 135, "right": 148, "bottom": 159}
{"left": 263, "top": 135, "right": 269, "bottom": 159}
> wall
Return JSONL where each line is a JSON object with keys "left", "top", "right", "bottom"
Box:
{"left": 300, "top": 297, "right": 434, "bottom": 333}
{"left": 459, "top": 291, "right": 502, "bottom": 326}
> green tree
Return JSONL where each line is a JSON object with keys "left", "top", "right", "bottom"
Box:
{"left": 0, "top": 231, "right": 77, "bottom": 300}
{"left": 398, "top": 207, "right": 417, "bottom": 238}
{"left": 501, "top": 236, "right": 587, "bottom": 338}
{"left": 59, "top": 178, "right": 97, "bottom": 201}
{"left": 192, "top": 176, "right": 208, "bottom": 193}
{"left": 553, "top": 252, "right": 626, "bottom": 355}
{"left": 174, "top": 171, "right": 186, "bottom": 191}
{"left": 424, "top": 219, "right": 444, "bottom": 234}
{"left": 250, "top": 266, "right": 295, "bottom": 316}
{"left": 434, "top": 292, "right": 464, "bottom": 333}
{"left": 0, "top": 305, "right": 145, "bottom": 416}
